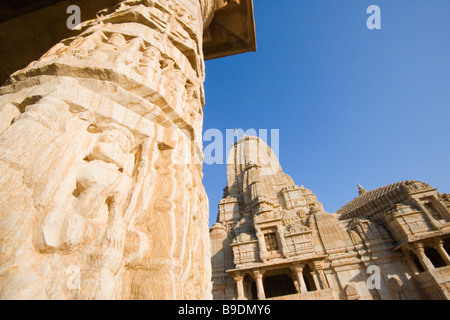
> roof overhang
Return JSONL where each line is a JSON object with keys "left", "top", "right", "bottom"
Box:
{"left": 0, "top": 0, "right": 256, "bottom": 59}
{"left": 203, "top": 0, "right": 256, "bottom": 60}
{"left": 0, "top": 0, "right": 256, "bottom": 84}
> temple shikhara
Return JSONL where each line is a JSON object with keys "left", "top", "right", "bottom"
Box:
{"left": 210, "top": 136, "right": 450, "bottom": 300}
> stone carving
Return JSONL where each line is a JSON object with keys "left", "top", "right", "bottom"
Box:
{"left": 232, "top": 232, "right": 254, "bottom": 244}
{"left": 138, "top": 45, "right": 161, "bottom": 79}
{"left": 36, "top": 120, "right": 135, "bottom": 252}
{"left": 344, "top": 284, "right": 360, "bottom": 300}
{"left": 0, "top": 0, "right": 231, "bottom": 300}
{"left": 282, "top": 209, "right": 302, "bottom": 226}
{"left": 254, "top": 209, "right": 280, "bottom": 223}
{"left": 388, "top": 277, "right": 409, "bottom": 300}
{"left": 285, "top": 223, "right": 309, "bottom": 234}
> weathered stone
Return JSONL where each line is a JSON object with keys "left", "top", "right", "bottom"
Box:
{"left": 0, "top": 0, "right": 255, "bottom": 300}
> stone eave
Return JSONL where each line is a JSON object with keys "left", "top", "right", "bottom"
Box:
{"left": 203, "top": 0, "right": 256, "bottom": 60}
{"left": 392, "top": 228, "right": 450, "bottom": 251}
{"left": 0, "top": 0, "right": 256, "bottom": 84}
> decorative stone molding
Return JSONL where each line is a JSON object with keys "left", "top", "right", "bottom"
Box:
{"left": 344, "top": 284, "right": 360, "bottom": 300}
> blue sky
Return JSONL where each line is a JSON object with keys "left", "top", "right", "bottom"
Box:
{"left": 202, "top": 0, "right": 450, "bottom": 227}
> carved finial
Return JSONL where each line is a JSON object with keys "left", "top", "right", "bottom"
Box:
{"left": 357, "top": 184, "right": 367, "bottom": 195}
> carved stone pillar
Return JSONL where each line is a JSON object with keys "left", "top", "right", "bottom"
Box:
{"left": 256, "top": 228, "right": 268, "bottom": 262}
{"left": 291, "top": 264, "right": 308, "bottom": 293}
{"left": 276, "top": 225, "right": 290, "bottom": 257}
{"left": 312, "top": 261, "right": 329, "bottom": 289}
{"left": 310, "top": 270, "right": 322, "bottom": 291}
{"left": 413, "top": 243, "right": 434, "bottom": 271}
{"left": 234, "top": 275, "right": 245, "bottom": 300}
{"left": 253, "top": 270, "right": 266, "bottom": 300}
{"left": 433, "top": 241, "right": 450, "bottom": 265}
{"left": 0, "top": 0, "right": 219, "bottom": 300}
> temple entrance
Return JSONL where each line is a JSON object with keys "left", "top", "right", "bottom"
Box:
{"left": 263, "top": 274, "right": 296, "bottom": 298}
{"left": 425, "top": 247, "right": 447, "bottom": 268}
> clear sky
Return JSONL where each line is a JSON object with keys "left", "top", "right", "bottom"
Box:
{"left": 202, "top": 0, "right": 450, "bottom": 227}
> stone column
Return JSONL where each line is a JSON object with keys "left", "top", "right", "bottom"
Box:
{"left": 277, "top": 225, "right": 290, "bottom": 257}
{"left": 256, "top": 228, "right": 268, "bottom": 262}
{"left": 311, "top": 272, "right": 321, "bottom": 291}
{"left": 0, "top": 0, "right": 217, "bottom": 300}
{"left": 253, "top": 270, "right": 266, "bottom": 300}
{"left": 413, "top": 243, "right": 434, "bottom": 271}
{"left": 433, "top": 241, "right": 450, "bottom": 265}
{"left": 313, "top": 261, "right": 329, "bottom": 289}
{"left": 234, "top": 275, "right": 245, "bottom": 300}
{"left": 291, "top": 264, "right": 308, "bottom": 293}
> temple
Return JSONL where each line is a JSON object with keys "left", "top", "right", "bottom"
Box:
{"left": 210, "top": 136, "right": 450, "bottom": 300}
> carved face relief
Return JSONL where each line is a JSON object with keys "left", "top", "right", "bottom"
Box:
{"left": 86, "top": 122, "right": 135, "bottom": 172}
{"left": 40, "top": 122, "right": 136, "bottom": 251}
